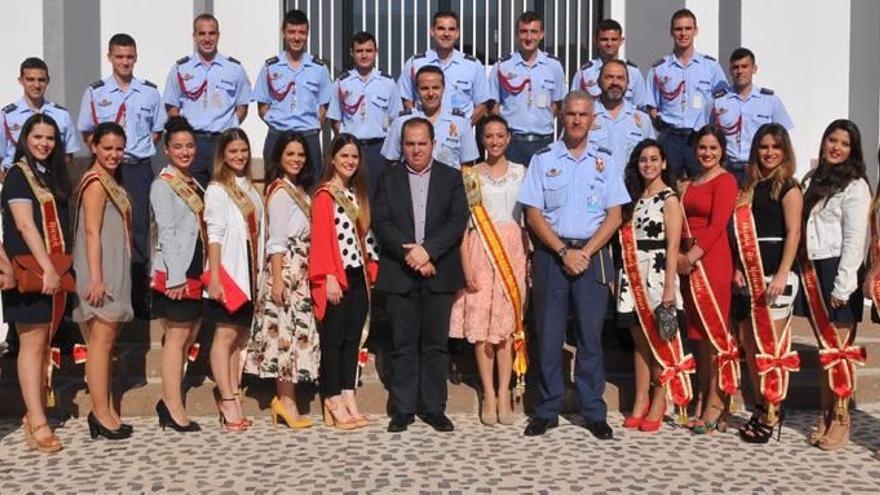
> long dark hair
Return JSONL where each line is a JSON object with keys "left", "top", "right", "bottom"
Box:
{"left": 318, "top": 133, "right": 370, "bottom": 232}
{"left": 623, "top": 139, "right": 676, "bottom": 222}
{"left": 802, "top": 119, "right": 868, "bottom": 220}
{"left": 90, "top": 122, "right": 127, "bottom": 180}
{"left": 13, "top": 113, "right": 71, "bottom": 202}
{"left": 690, "top": 125, "right": 728, "bottom": 166}
{"left": 267, "top": 131, "right": 313, "bottom": 191}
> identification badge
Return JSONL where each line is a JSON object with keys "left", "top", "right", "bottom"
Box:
{"left": 692, "top": 93, "right": 703, "bottom": 110}
{"left": 536, "top": 93, "right": 548, "bottom": 109}
{"left": 211, "top": 89, "right": 224, "bottom": 110}
{"left": 586, "top": 185, "right": 602, "bottom": 213}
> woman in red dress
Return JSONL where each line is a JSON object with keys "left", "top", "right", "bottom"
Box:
{"left": 678, "top": 125, "right": 738, "bottom": 433}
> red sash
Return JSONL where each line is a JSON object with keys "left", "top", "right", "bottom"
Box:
{"left": 681, "top": 185, "right": 741, "bottom": 395}
{"left": 89, "top": 91, "right": 126, "bottom": 127}
{"left": 176, "top": 69, "right": 208, "bottom": 101}
{"left": 869, "top": 206, "right": 880, "bottom": 312}
{"left": 217, "top": 180, "right": 261, "bottom": 299}
{"left": 620, "top": 222, "right": 695, "bottom": 410}
{"left": 733, "top": 193, "right": 800, "bottom": 407}
{"left": 497, "top": 69, "right": 530, "bottom": 105}
{"left": 267, "top": 70, "right": 295, "bottom": 101}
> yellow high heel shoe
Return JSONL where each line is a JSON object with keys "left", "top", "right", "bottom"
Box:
{"left": 270, "top": 397, "right": 313, "bottom": 429}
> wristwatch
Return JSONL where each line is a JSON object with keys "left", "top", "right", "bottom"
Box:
{"left": 557, "top": 246, "right": 569, "bottom": 259}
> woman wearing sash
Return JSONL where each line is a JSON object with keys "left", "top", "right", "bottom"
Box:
{"left": 310, "top": 133, "right": 378, "bottom": 430}
{"left": 246, "top": 132, "right": 319, "bottom": 429}
{"left": 449, "top": 115, "right": 527, "bottom": 426}
{"left": 150, "top": 116, "right": 204, "bottom": 432}
{"left": 72, "top": 122, "right": 134, "bottom": 440}
{"left": 797, "top": 119, "right": 870, "bottom": 451}
{"left": 678, "top": 125, "right": 738, "bottom": 434}
{"left": 205, "top": 128, "right": 264, "bottom": 431}
{"left": 732, "top": 124, "right": 802, "bottom": 443}
{"left": 617, "top": 139, "right": 686, "bottom": 433}
{"left": 2, "top": 113, "right": 72, "bottom": 453}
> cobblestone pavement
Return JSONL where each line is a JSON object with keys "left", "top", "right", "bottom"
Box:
{"left": 2, "top": 407, "right": 880, "bottom": 494}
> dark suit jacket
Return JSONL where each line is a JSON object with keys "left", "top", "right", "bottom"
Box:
{"left": 372, "top": 161, "right": 469, "bottom": 294}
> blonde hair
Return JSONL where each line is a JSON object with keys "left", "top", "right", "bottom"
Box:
{"left": 211, "top": 128, "right": 254, "bottom": 188}
{"left": 743, "top": 123, "right": 796, "bottom": 200}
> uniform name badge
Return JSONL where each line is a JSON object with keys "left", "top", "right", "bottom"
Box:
{"left": 536, "top": 93, "right": 548, "bottom": 109}
{"left": 211, "top": 88, "right": 224, "bottom": 110}
{"left": 586, "top": 184, "right": 602, "bottom": 213}
{"left": 692, "top": 93, "right": 703, "bottom": 110}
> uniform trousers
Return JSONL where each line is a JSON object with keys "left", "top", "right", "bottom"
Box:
{"left": 193, "top": 133, "right": 220, "bottom": 189}
{"left": 386, "top": 280, "right": 454, "bottom": 416}
{"left": 531, "top": 245, "right": 612, "bottom": 422}
{"left": 658, "top": 128, "right": 700, "bottom": 179}
{"left": 320, "top": 268, "right": 369, "bottom": 397}
{"left": 264, "top": 127, "right": 324, "bottom": 184}
{"left": 118, "top": 156, "right": 155, "bottom": 317}
{"left": 507, "top": 133, "right": 554, "bottom": 167}
{"left": 725, "top": 159, "right": 749, "bottom": 187}
{"left": 361, "top": 139, "right": 385, "bottom": 201}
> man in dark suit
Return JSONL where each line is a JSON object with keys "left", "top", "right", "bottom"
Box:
{"left": 373, "top": 117, "right": 469, "bottom": 433}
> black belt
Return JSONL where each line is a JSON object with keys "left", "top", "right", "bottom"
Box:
{"left": 726, "top": 160, "right": 748, "bottom": 171}
{"left": 560, "top": 237, "right": 588, "bottom": 249}
{"left": 361, "top": 137, "right": 384, "bottom": 145}
{"left": 656, "top": 119, "right": 693, "bottom": 136}
{"left": 512, "top": 132, "right": 554, "bottom": 142}
{"left": 267, "top": 127, "right": 320, "bottom": 137}
{"left": 636, "top": 239, "right": 666, "bottom": 250}
{"left": 194, "top": 131, "right": 221, "bottom": 137}
{"left": 122, "top": 156, "right": 151, "bottom": 164}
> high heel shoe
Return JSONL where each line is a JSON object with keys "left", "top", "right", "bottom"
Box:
{"left": 738, "top": 404, "right": 766, "bottom": 438}
{"left": 691, "top": 403, "right": 728, "bottom": 435}
{"left": 270, "top": 397, "right": 313, "bottom": 429}
{"left": 817, "top": 410, "right": 850, "bottom": 451}
{"left": 497, "top": 390, "right": 515, "bottom": 426}
{"left": 217, "top": 398, "right": 249, "bottom": 432}
{"left": 22, "top": 418, "right": 62, "bottom": 453}
{"left": 156, "top": 400, "right": 201, "bottom": 432}
{"left": 480, "top": 395, "right": 498, "bottom": 426}
{"left": 233, "top": 392, "right": 253, "bottom": 427}
{"left": 808, "top": 410, "right": 831, "bottom": 446}
{"left": 623, "top": 403, "right": 650, "bottom": 429}
{"left": 87, "top": 412, "right": 132, "bottom": 440}
{"left": 322, "top": 399, "right": 358, "bottom": 430}
{"left": 740, "top": 409, "right": 785, "bottom": 444}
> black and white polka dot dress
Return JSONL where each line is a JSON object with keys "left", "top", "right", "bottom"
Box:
{"left": 334, "top": 189, "right": 378, "bottom": 268}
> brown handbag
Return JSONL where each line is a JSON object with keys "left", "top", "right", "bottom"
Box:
{"left": 11, "top": 253, "right": 76, "bottom": 294}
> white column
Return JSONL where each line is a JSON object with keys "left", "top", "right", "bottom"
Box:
{"left": 685, "top": 0, "right": 720, "bottom": 58}
{"left": 0, "top": 2, "right": 44, "bottom": 106}
{"left": 605, "top": 0, "right": 627, "bottom": 59}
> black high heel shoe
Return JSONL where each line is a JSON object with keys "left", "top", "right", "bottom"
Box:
{"left": 87, "top": 412, "right": 132, "bottom": 440}
{"left": 740, "top": 409, "right": 786, "bottom": 444}
{"left": 156, "top": 400, "right": 201, "bottom": 432}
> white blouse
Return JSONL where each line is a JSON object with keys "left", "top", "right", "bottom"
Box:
{"left": 476, "top": 162, "right": 525, "bottom": 225}
{"left": 266, "top": 181, "right": 310, "bottom": 255}
{"left": 803, "top": 177, "right": 871, "bottom": 300}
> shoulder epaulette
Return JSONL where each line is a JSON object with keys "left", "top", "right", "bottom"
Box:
{"left": 451, "top": 108, "right": 465, "bottom": 118}
{"left": 398, "top": 109, "right": 413, "bottom": 117}
{"left": 597, "top": 146, "right": 613, "bottom": 156}
{"left": 626, "top": 59, "right": 639, "bottom": 68}
{"left": 2, "top": 103, "right": 16, "bottom": 114}
{"left": 713, "top": 88, "right": 728, "bottom": 99}
{"left": 311, "top": 55, "right": 327, "bottom": 67}
{"left": 546, "top": 53, "right": 560, "bottom": 62}
{"left": 377, "top": 70, "right": 393, "bottom": 80}
{"left": 227, "top": 56, "right": 241, "bottom": 65}
{"left": 760, "top": 87, "right": 775, "bottom": 95}
{"left": 265, "top": 56, "right": 279, "bottom": 66}
{"left": 412, "top": 52, "right": 426, "bottom": 60}
{"left": 89, "top": 80, "right": 105, "bottom": 89}
{"left": 580, "top": 60, "right": 594, "bottom": 70}
{"left": 499, "top": 53, "right": 513, "bottom": 63}
{"left": 535, "top": 145, "right": 552, "bottom": 155}
{"left": 463, "top": 53, "right": 478, "bottom": 62}
{"left": 143, "top": 79, "right": 157, "bottom": 89}
{"left": 338, "top": 71, "right": 354, "bottom": 81}
{"left": 652, "top": 58, "right": 665, "bottom": 68}
{"left": 176, "top": 55, "right": 191, "bottom": 65}
{"left": 53, "top": 103, "right": 67, "bottom": 111}
{"left": 702, "top": 54, "right": 717, "bottom": 62}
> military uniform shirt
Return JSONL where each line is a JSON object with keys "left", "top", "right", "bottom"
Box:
{"left": 327, "top": 68, "right": 401, "bottom": 139}
{"left": 398, "top": 48, "right": 491, "bottom": 120}
{"left": 77, "top": 76, "right": 166, "bottom": 159}
{"left": 489, "top": 50, "right": 566, "bottom": 135}
{"left": 588, "top": 100, "right": 655, "bottom": 169}
{"left": 708, "top": 85, "right": 794, "bottom": 162}
{"left": 380, "top": 109, "right": 479, "bottom": 169}
{"left": 163, "top": 52, "right": 251, "bottom": 133}
{"left": 645, "top": 52, "right": 727, "bottom": 130}
{"left": 1, "top": 98, "right": 80, "bottom": 168}
{"left": 570, "top": 58, "right": 650, "bottom": 109}
{"left": 252, "top": 52, "right": 332, "bottom": 132}
{"left": 518, "top": 139, "right": 630, "bottom": 239}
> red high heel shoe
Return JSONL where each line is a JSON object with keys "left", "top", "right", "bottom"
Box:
{"left": 623, "top": 403, "right": 650, "bottom": 429}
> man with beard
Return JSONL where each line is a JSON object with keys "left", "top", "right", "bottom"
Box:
{"left": 589, "top": 60, "right": 654, "bottom": 172}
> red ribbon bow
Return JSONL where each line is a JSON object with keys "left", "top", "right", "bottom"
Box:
{"left": 755, "top": 350, "right": 801, "bottom": 375}
{"left": 819, "top": 345, "right": 867, "bottom": 370}
{"left": 659, "top": 354, "right": 697, "bottom": 385}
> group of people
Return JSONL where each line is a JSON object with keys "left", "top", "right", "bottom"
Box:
{"left": 0, "top": 7, "right": 876, "bottom": 460}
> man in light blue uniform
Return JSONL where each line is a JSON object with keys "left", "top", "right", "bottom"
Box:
{"left": 489, "top": 11, "right": 565, "bottom": 166}
{"left": 645, "top": 9, "right": 727, "bottom": 178}
{"left": 328, "top": 31, "right": 401, "bottom": 197}
{"left": 589, "top": 60, "right": 655, "bottom": 169}
{"left": 163, "top": 13, "right": 251, "bottom": 187}
{"left": 77, "top": 33, "right": 166, "bottom": 319}
{"left": 518, "top": 90, "right": 629, "bottom": 439}
{"left": 570, "top": 19, "right": 649, "bottom": 109}
{"left": 253, "top": 9, "right": 331, "bottom": 183}
{"left": 398, "top": 10, "right": 491, "bottom": 125}
{"left": 2, "top": 57, "right": 80, "bottom": 171}
{"left": 382, "top": 66, "right": 478, "bottom": 170}
{"left": 708, "top": 47, "right": 794, "bottom": 185}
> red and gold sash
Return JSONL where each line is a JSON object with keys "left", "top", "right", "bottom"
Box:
{"left": 869, "top": 205, "right": 880, "bottom": 311}
{"left": 619, "top": 221, "right": 694, "bottom": 415}
{"left": 78, "top": 168, "right": 133, "bottom": 255}
{"left": 266, "top": 178, "right": 311, "bottom": 220}
{"left": 681, "top": 184, "right": 741, "bottom": 395}
{"left": 160, "top": 168, "right": 207, "bottom": 260}
{"left": 319, "top": 184, "right": 373, "bottom": 379}
{"left": 733, "top": 191, "right": 800, "bottom": 412}
{"left": 216, "top": 179, "right": 261, "bottom": 299}
{"left": 462, "top": 166, "right": 528, "bottom": 394}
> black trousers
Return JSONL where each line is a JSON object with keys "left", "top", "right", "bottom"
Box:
{"left": 118, "top": 157, "right": 155, "bottom": 317}
{"left": 193, "top": 133, "right": 219, "bottom": 189}
{"left": 386, "top": 282, "right": 454, "bottom": 416}
{"left": 263, "top": 127, "right": 323, "bottom": 184}
{"left": 320, "top": 268, "right": 369, "bottom": 396}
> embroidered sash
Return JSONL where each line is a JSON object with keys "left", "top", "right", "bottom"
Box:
{"left": 869, "top": 205, "right": 880, "bottom": 312}
{"left": 266, "top": 178, "right": 311, "bottom": 219}
{"left": 462, "top": 166, "right": 528, "bottom": 395}
{"left": 620, "top": 220, "right": 695, "bottom": 415}
{"left": 216, "top": 180, "right": 260, "bottom": 299}
{"left": 78, "top": 169, "right": 133, "bottom": 255}
{"left": 680, "top": 183, "right": 741, "bottom": 395}
{"left": 159, "top": 168, "right": 207, "bottom": 260}
{"left": 733, "top": 191, "right": 800, "bottom": 412}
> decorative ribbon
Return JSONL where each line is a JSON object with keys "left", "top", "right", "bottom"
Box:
{"left": 3, "top": 115, "right": 16, "bottom": 145}
{"left": 462, "top": 166, "right": 528, "bottom": 395}
{"left": 78, "top": 169, "right": 133, "bottom": 256}
{"left": 176, "top": 70, "right": 208, "bottom": 101}
{"left": 620, "top": 221, "right": 695, "bottom": 409}
{"left": 267, "top": 71, "right": 295, "bottom": 102}
{"left": 160, "top": 168, "right": 206, "bottom": 261}
{"left": 217, "top": 180, "right": 261, "bottom": 299}
{"left": 497, "top": 69, "right": 530, "bottom": 105}
{"left": 337, "top": 86, "right": 365, "bottom": 119}
{"left": 733, "top": 192, "right": 800, "bottom": 407}
{"left": 654, "top": 73, "right": 685, "bottom": 102}
{"left": 266, "top": 178, "right": 311, "bottom": 219}
{"left": 89, "top": 91, "right": 126, "bottom": 127}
